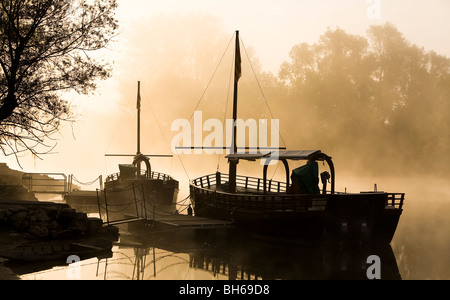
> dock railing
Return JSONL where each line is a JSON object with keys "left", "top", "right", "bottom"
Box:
{"left": 22, "top": 173, "right": 67, "bottom": 194}
{"left": 96, "top": 183, "right": 148, "bottom": 226}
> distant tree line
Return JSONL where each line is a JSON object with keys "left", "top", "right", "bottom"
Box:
{"left": 120, "top": 17, "right": 450, "bottom": 176}
{"left": 274, "top": 23, "right": 450, "bottom": 175}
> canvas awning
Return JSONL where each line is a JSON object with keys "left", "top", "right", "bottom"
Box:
{"left": 225, "top": 150, "right": 330, "bottom": 161}
{"left": 225, "top": 150, "right": 335, "bottom": 194}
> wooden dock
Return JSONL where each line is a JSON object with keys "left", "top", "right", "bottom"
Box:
{"left": 109, "top": 213, "right": 234, "bottom": 231}
{"left": 153, "top": 214, "right": 234, "bottom": 230}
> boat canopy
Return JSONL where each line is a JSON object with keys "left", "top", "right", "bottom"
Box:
{"left": 225, "top": 150, "right": 335, "bottom": 194}
{"left": 226, "top": 150, "right": 330, "bottom": 162}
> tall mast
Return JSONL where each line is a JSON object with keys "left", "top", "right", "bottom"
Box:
{"left": 105, "top": 81, "right": 173, "bottom": 176}
{"left": 137, "top": 81, "right": 141, "bottom": 154}
{"left": 228, "top": 31, "right": 241, "bottom": 193}
{"left": 136, "top": 81, "right": 142, "bottom": 176}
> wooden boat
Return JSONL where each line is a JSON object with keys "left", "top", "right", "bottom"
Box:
{"left": 189, "top": 32, "right": 405, "bottom": 244}
{"left": 102, "top": 82, "right": 179, "bottom": 219}
{"left": 65, "top": 83, "right": 179, "bottom": 220}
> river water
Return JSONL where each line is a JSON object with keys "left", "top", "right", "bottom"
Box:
{"left": 9, "top": 176, "right": 450, "bottom": 280}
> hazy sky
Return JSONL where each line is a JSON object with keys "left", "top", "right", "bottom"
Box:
{"left": 2, "top": 0, "right": 450, "bottom": 190}
{"left": 117, "top": 0, "right": 450, "bottom": 73}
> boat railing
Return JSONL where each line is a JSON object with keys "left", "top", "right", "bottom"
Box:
{"left": 191, "top": 173, "right": 317, "bottom": 213}
{"left": 191, "top": 174, "right": 405, "bottom": 213}
{"left": 192, "top": 173, "right": 288, "bottom": 193}
{"left": 106, "top": 170, "right": 176, "bottom": 183}
{"left": 147, "top": 170, "right": 176, "bottom": 182}
{"left": 386, "top": 193, "right": 405, "bottom": 210}
{"left": 190, "top": 184, "right": 319, "bottom": 213}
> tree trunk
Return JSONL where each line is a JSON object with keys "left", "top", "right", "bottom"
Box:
{"left": 0, "top": 90, "right": 18, "bottom": 122}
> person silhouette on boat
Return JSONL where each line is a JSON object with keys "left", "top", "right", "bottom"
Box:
{"left": 187, "top": 204, "right": 193, "bottom": 216}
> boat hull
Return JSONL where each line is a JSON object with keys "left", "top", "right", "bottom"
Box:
{"left": 190, "top": 175, "right": 404, "bottom": 244}
{"left": 103, "top": 178, "right": 179, "bottom": 219}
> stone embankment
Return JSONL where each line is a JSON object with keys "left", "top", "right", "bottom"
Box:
{"left": 0, "top": 200, "right": 115, "bottom": 239}
{"left": 0, "top": 200, "right": 118, "bottom": 280}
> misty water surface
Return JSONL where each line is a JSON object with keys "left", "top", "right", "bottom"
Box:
{"left": 12, "top": 175, "right": 449, "bottom": 280}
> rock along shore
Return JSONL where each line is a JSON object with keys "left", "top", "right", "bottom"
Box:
{"left": 0, "top": 200, "right": 114, "bottom": 239}
{"left": 0, "top": 200, "right": 118, "bottom": 280}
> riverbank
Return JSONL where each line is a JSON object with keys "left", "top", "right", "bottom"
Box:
{"left": 0, "top": 230, "right": 29, "bottom": 280}
{"left": 0, "top": 265, "right": 19, "bottom": 280}
{"left": 0, "top": 199, "right": 118, "bottom": 280}
{"left": 0, "top": 200, "right": 114, "bottom": 239}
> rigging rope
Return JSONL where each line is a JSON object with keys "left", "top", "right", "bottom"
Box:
{"left": 140, "top": 88, "right": 175, "bottom": 176}
{"left": 98, "top": 184, "right": 193, "bottom": 217}
{"left": 176, "top": 195, "right": 191, "bottom": 206}
{"left": 104, "top": 88, "right": 136, "bottom": 155}
{"left": 239, "top": 36, "right": 288, "bottom": 181}
{"left": 239, "top": 37, "right": 287, "bottom": 149}
{"left": 174, "top": 33, "right": 236, "bottom": 181}
{"left": 217, "top": 43, "right": 236, "bottom": 172}
{"left": 71, "top": 175, "right": 101, "bottom": 186}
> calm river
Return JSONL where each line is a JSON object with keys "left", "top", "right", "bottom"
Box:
{"left": 9, "top": 176, "right": 450, "bottom": 280}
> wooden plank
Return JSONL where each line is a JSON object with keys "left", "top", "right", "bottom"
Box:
{"left": 154, "top": 215, "right": 234, "bottom": 229}
{"left": 107, "top": 217, "right": 143, "bottom": 226}
{"left": 107, "top": 214, "right": 234, "bottom": 229}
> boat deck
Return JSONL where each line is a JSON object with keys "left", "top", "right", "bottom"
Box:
{"left": 190, "top": 173, "right": 405, "bottom": 214}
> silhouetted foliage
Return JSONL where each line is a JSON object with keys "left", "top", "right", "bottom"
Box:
{"left": 109, "top": 16, "right": 450, "bottom": 176}
{"left": 0, "top": 0, "right": 118, "bottom": 163}
{"left": 279, "top": 23, "right": 450, "bottom": 175}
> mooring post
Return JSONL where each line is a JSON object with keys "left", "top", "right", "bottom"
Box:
{"left": 141, "top": 184, "right": 148, "bottom": 219}
{"left": 132, "top": 183, "right": 139, "bottom": 218}
{"left": 96, "top": 189, "right": 102, "bottom": 220}
{"left": 152, "top": 191, "right": 156, "bottom": 220}
{"left": 216, "top": 171, "right": 221, "bottom": 188}
{"left": 103, "top": 188, "right": 110, "bottom": 225}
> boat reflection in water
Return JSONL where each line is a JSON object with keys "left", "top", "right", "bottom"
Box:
{"left": 15, "top": 224, "right": 400, "bottom": 280}
{"left": 117, "top": 228, "right": 401, "bottom": 280}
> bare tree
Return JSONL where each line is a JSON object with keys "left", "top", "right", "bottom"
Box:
{"left": 0, "top": 0, "right": 118, "bottom": 165}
